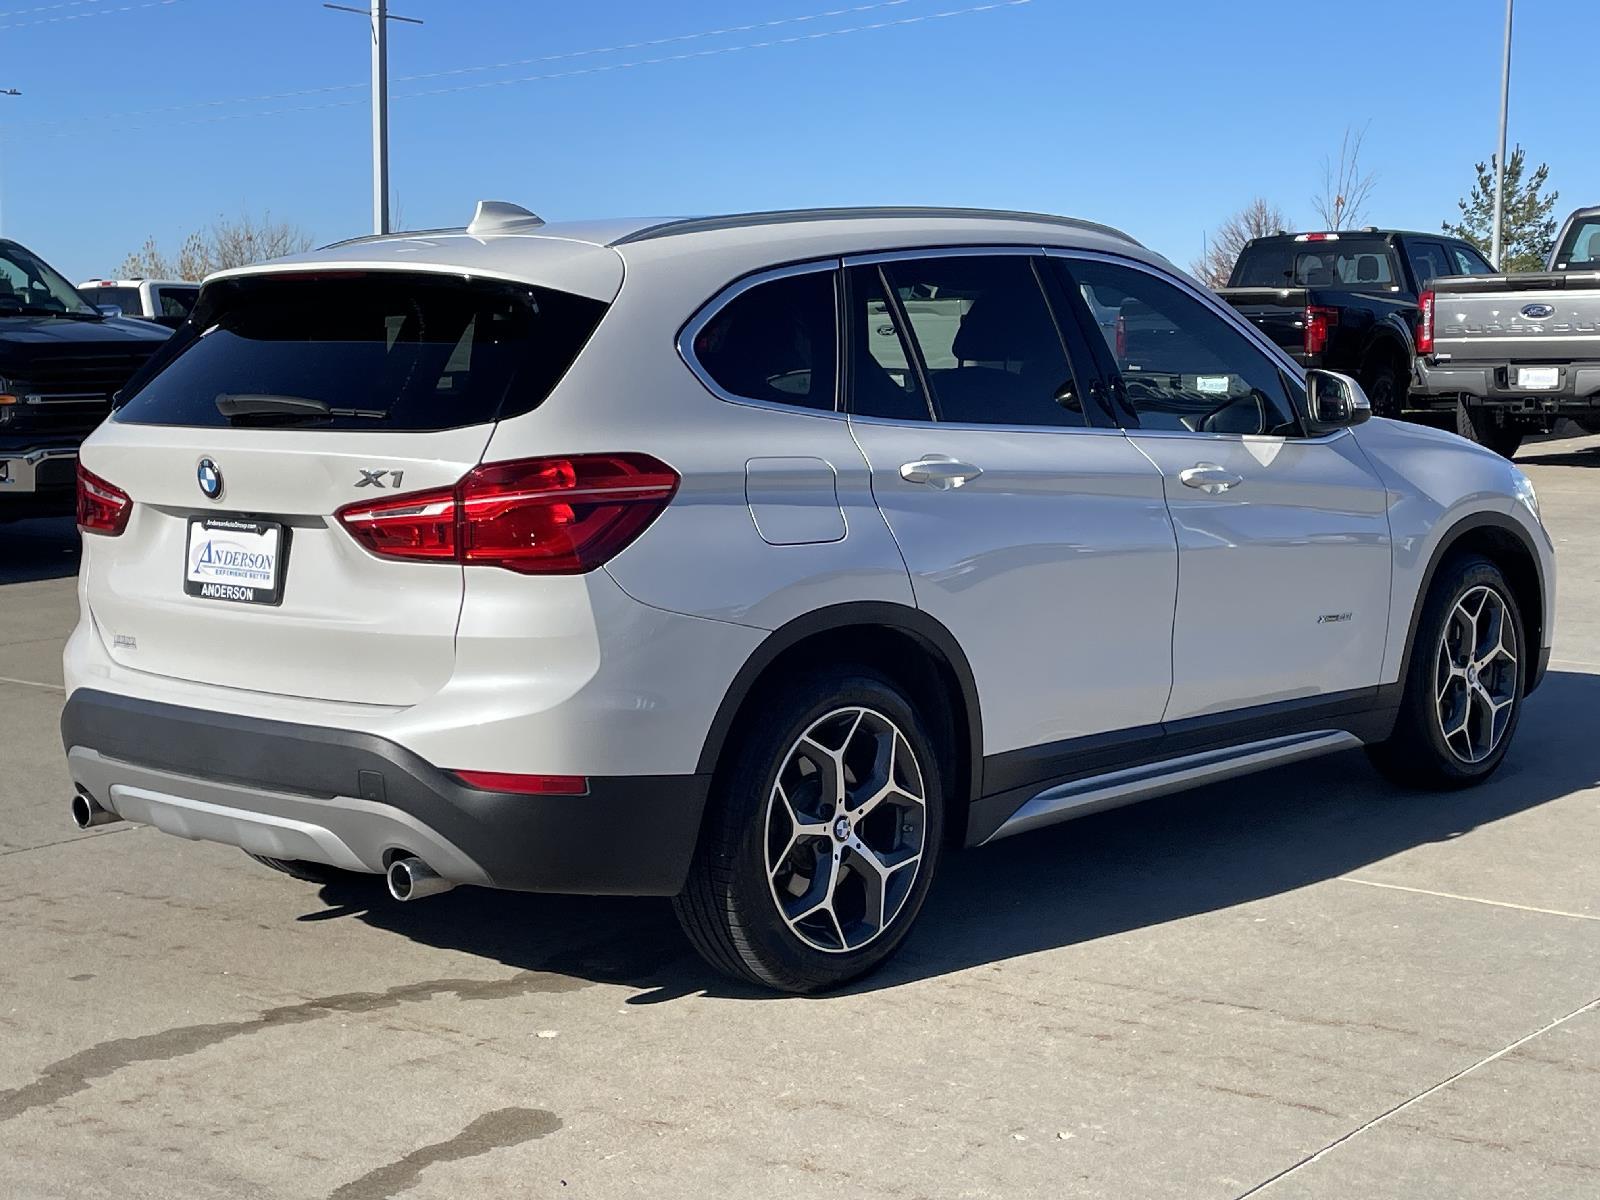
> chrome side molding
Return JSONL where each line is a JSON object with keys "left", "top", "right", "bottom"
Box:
{"left": 981, "top": 730, "right": 1362, "bottom": 845}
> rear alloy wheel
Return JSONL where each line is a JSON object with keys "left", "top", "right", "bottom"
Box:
{"left": 1369, "top": 554, "right": 1525, "bottom": 788}
{"left": 1455, "top": 399, "right": 1524, "bottom": 459}
{"left": 675, "top": 671, "right": 943, "bottom": 992}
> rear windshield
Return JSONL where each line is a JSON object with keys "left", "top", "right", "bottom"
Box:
{"left": 1231, "top": 238, "right": 1398, "bottom": 289}
{"left": 87, "top": 286, "right": 144, "bottom": 315}
{"left": 115, "top": 272, "right": 607, "bottom": 431}
{"left": 1553, "top": 217, "right": 1600, "bottom": 270}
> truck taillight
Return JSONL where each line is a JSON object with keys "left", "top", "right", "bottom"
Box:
{"left": 76, "top": 464, "right": 132, "bottom": 536}
{"left": 1416, "top": 290, "right": 1435, "bottom": 355}
{"left": 336, "top": 454, "right": 679, "bottom": 575}
{"left": 1304, "top": 305, "right": 1339, "bottom": 356}
{"left": 1114, "top": 312, "right": 1127, "bottom": 360}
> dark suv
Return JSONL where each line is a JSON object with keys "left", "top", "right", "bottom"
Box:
{"left": 0, "top": 239, "right": 169, "bottom": 521}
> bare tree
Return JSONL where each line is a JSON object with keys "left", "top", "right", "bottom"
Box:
{"left": 1190, "top": 197, "right": 1288, "bottom": 288}
{"left": 116, "top": 213, "right": 313, "bottom": 281}
{"left": 1313, "top": 125, "right": 1378, "bottom": 231}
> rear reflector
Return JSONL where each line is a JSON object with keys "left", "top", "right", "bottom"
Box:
{"left": 337, "top": 453, "right": 679, "bottom": 575}
{"left": 451, "top": 770, "right": 589, "bottom": 795}
{"left": 76, "top": 464, "right": 132, "bottom": 536}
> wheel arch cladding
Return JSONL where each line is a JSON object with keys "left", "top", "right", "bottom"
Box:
{"left": 695, "top": 603, "right": 984, "bottom": 846}
{"left": 1403, "top": 512, "right": 1547, "bottom": 694}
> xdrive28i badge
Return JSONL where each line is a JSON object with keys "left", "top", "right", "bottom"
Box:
{"left": 196, "top": 457, "right": 223, "bottom": 500}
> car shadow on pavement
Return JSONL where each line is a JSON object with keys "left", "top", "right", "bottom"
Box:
{"left": 0, "top": 517, "right": 81, "bottom": 584}
{"left": 1519, "top": 444, "right": 1600, "bottom": 468}
{"left": 311, "top": 670, "right": 1600, "bottom": 1002}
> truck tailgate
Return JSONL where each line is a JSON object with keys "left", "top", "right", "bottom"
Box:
{"left": 1431, "top": 270, "right": 1600, "bottom": 362}
{"left": 1215, "top": 286, "right": 1308, "bottom": 357}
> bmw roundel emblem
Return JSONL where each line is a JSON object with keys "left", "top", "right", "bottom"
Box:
{"left": 1521, "top": 303, "right": 1555, "bottom": 320}
{"left": 196, "top": 457, "right": 223, "bottom": 500}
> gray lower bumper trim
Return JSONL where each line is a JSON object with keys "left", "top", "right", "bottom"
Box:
{"left": 0, "top": 446, "right": 77, "bottom": 494}
{"left": 68, "top": 747, "right": 492, "bottom": 885}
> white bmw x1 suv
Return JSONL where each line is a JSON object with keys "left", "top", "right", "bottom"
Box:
{"left": 62, "top": 203, "right": 1554, "bottom": 993}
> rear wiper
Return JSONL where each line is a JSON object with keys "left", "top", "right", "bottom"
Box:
{"left": 215, "top": 393, "right": 387, "bottom": 420}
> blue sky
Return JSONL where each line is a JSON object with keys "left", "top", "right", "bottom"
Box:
{"left": 4, "top": 0, "right": 1593, "bottom": 281}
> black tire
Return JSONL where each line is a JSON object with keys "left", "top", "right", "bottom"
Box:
{"left": 1576, "top": 416, "right": 1600, "bottom": 436}
{"left": 1368, "top": 554, "right": 1525, "bottom": 789}
{"left": 244, "top": 852, "right": 365, "bottom": 886}
{"left": 674, "top": 668, "right": 945, "bottom": 993}
{"left": 1455, "top": 399, "right": 1523, "bottom": 458}
{"left": 1360, "top": 360, "right": 1403, "bottom": 420}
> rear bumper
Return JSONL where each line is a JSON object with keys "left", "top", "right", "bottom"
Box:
{"left": 1412, "top": 359, "right": 1600, "bottom": 410}
{"left": 0, "top": 443, "right": 77, "bottom": 509}
{"left": 61, "top": 688, "right": 710, "bottom": 896}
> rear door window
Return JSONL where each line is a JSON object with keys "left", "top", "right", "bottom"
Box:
{"left": 1406, "top": 241, "right": 1454, "bottom": 286}
{"left": 691, "top": 269, "right": 838, "bottom": 411}
{"left": 1449, "top": 244, "right": 1494, "bottom": 275}
{"left": 115, "top": 272, "right": 608, "bottom": 431}
{"left": 155, "top": 286, "right": 198, "bottom": 318}
{"left": 874, "top": 254, "right": 1088, "bottom": 428}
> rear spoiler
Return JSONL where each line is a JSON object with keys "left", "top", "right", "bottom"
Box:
{"left": 1428, "top": 269, "right": 1600, "bottom": 295}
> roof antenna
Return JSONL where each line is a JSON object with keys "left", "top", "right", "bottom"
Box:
{"left": 467, "top": 201, "right": 545, "bottom": 237}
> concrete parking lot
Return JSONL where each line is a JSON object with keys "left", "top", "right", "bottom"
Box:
{"left": 2, "top": 434, "right": 1596, "bottom": 1200}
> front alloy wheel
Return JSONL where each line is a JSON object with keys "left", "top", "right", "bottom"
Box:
{"left": 1434, "top": 585, "right": 1518, "bottom": 764}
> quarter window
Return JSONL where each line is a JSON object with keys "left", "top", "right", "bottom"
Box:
{"left": 693, "top": 270, "right": 837, "bottom": 411}
{"left": 874, "top": 255, "right": 1086, "bottom": 428}
{"left": 1060, "top": 257, "right": 1300, "bottom": 436}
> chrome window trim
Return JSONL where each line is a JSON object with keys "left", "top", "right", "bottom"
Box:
{"left": 675, "top": 257, "right": 846, "bottom": 419}
{"left": 842, "top": 244, "right": 1041, "bottom": 268}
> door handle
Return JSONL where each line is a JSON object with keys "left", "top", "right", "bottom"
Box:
{"left": 1178, "top": 463, "right": 1244, "bottom": 494}
{"left": 900, "top": 456, "right": 983, "bottom": 490}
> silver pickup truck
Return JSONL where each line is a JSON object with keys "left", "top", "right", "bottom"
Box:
{"left": 1412, "top": 205, "right": 1600, "bottom": 457}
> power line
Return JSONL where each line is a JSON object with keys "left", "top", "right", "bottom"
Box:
{"left": 21, "top": 0, "right": 921, "bottom": 128}
{"left": 0, "top": 0, "right": 177, "bottom": 31}
{"left": 19, "top": 0, "right": 1034, "bottom": 138}
{"left": 0, "top": 0, "right": 113, "bottom": 20}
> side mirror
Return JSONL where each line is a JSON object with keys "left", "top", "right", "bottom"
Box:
{"left": 95, "top": 304, "right": 124, "bottom": 318}
{"left": 1304, "top": 369, "right": 1371, "bottom": 433}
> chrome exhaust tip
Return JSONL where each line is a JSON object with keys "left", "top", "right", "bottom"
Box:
{"left": 386, "top": 856, "right": 455, "bottom": 902}
{"left": 70, "top": 790, "right": 121, "bottom": 829}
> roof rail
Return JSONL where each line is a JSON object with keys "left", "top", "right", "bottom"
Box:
{"left": 610, "top": 206, "right": 1142, "bottom": 248}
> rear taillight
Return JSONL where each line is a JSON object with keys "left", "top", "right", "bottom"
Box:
{"left": 336, "top": 453, "right": 679, "bottom": 575}
{"left": 1416, "top": 290, "right": 1435, "bottom": 355}
{"left": 1304, "top": 305, "right": 1339, "bottom": 357}
{"left": 76, "top": 464, "right": 132, "bottom": 536}
{"left": 1114, "top": 312, "right": 1127, "bottom": 360}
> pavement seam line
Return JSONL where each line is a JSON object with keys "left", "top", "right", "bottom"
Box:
{"left": 0, "top": 827, "right": 133, "bottom": 858}
{"left": 0, "top": 673, "right": 64, "bottom": 693}
{"left": 1337, "top": 876, "right": 1599, "bottom": 921}
{"left": 1233, "top": 994, "right": 1600, "bottom": 1198}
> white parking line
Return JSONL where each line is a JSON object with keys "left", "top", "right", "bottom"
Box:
{"left": 0, "top": 674, "right": 63, "bottom": 694}
{"left": 1235, "top": 993, "right": 1600, "bottom": 1196}
{"left": 1549, "top": 657, "right": 1600, "bottom": 672}
{"left": 1338, "top": 876, "right": 1598, "bottom": 921}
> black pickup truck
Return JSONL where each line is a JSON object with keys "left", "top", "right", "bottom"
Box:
{"left": 0, "top": 239, "right": 170, "bottom": 521}
{"left": 1217, "top": 229, "right": 1493, "bottom": 424}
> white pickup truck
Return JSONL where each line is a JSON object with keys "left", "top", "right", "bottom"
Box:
{"left": 77, "top": 278, "right": 199, "bottom": 331}
{"left": 1412, "top": 206, "right": 1600, "bottom": 457}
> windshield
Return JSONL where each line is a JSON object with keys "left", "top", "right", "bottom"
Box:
{"left": 1231, "top": 238, "right": 1399, "bottom": 290}
{"left": 115, "top": 271, "right": 608, "bottom": 432}
{"left": 0, "top": 240, "right": 97, "bottom": 315}
{"left": 1553, "top": 217, "right": 1600, "bottom": 269}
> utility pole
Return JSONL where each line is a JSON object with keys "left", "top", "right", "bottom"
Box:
{"left": 324, "top": 1, "right": 421, "bottom": 236}
{"left": 0, "top": 89, "right": 20, "bottom": 239}
{"left": 1490, "top": 0, "right": 1513, "bottom": 268}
